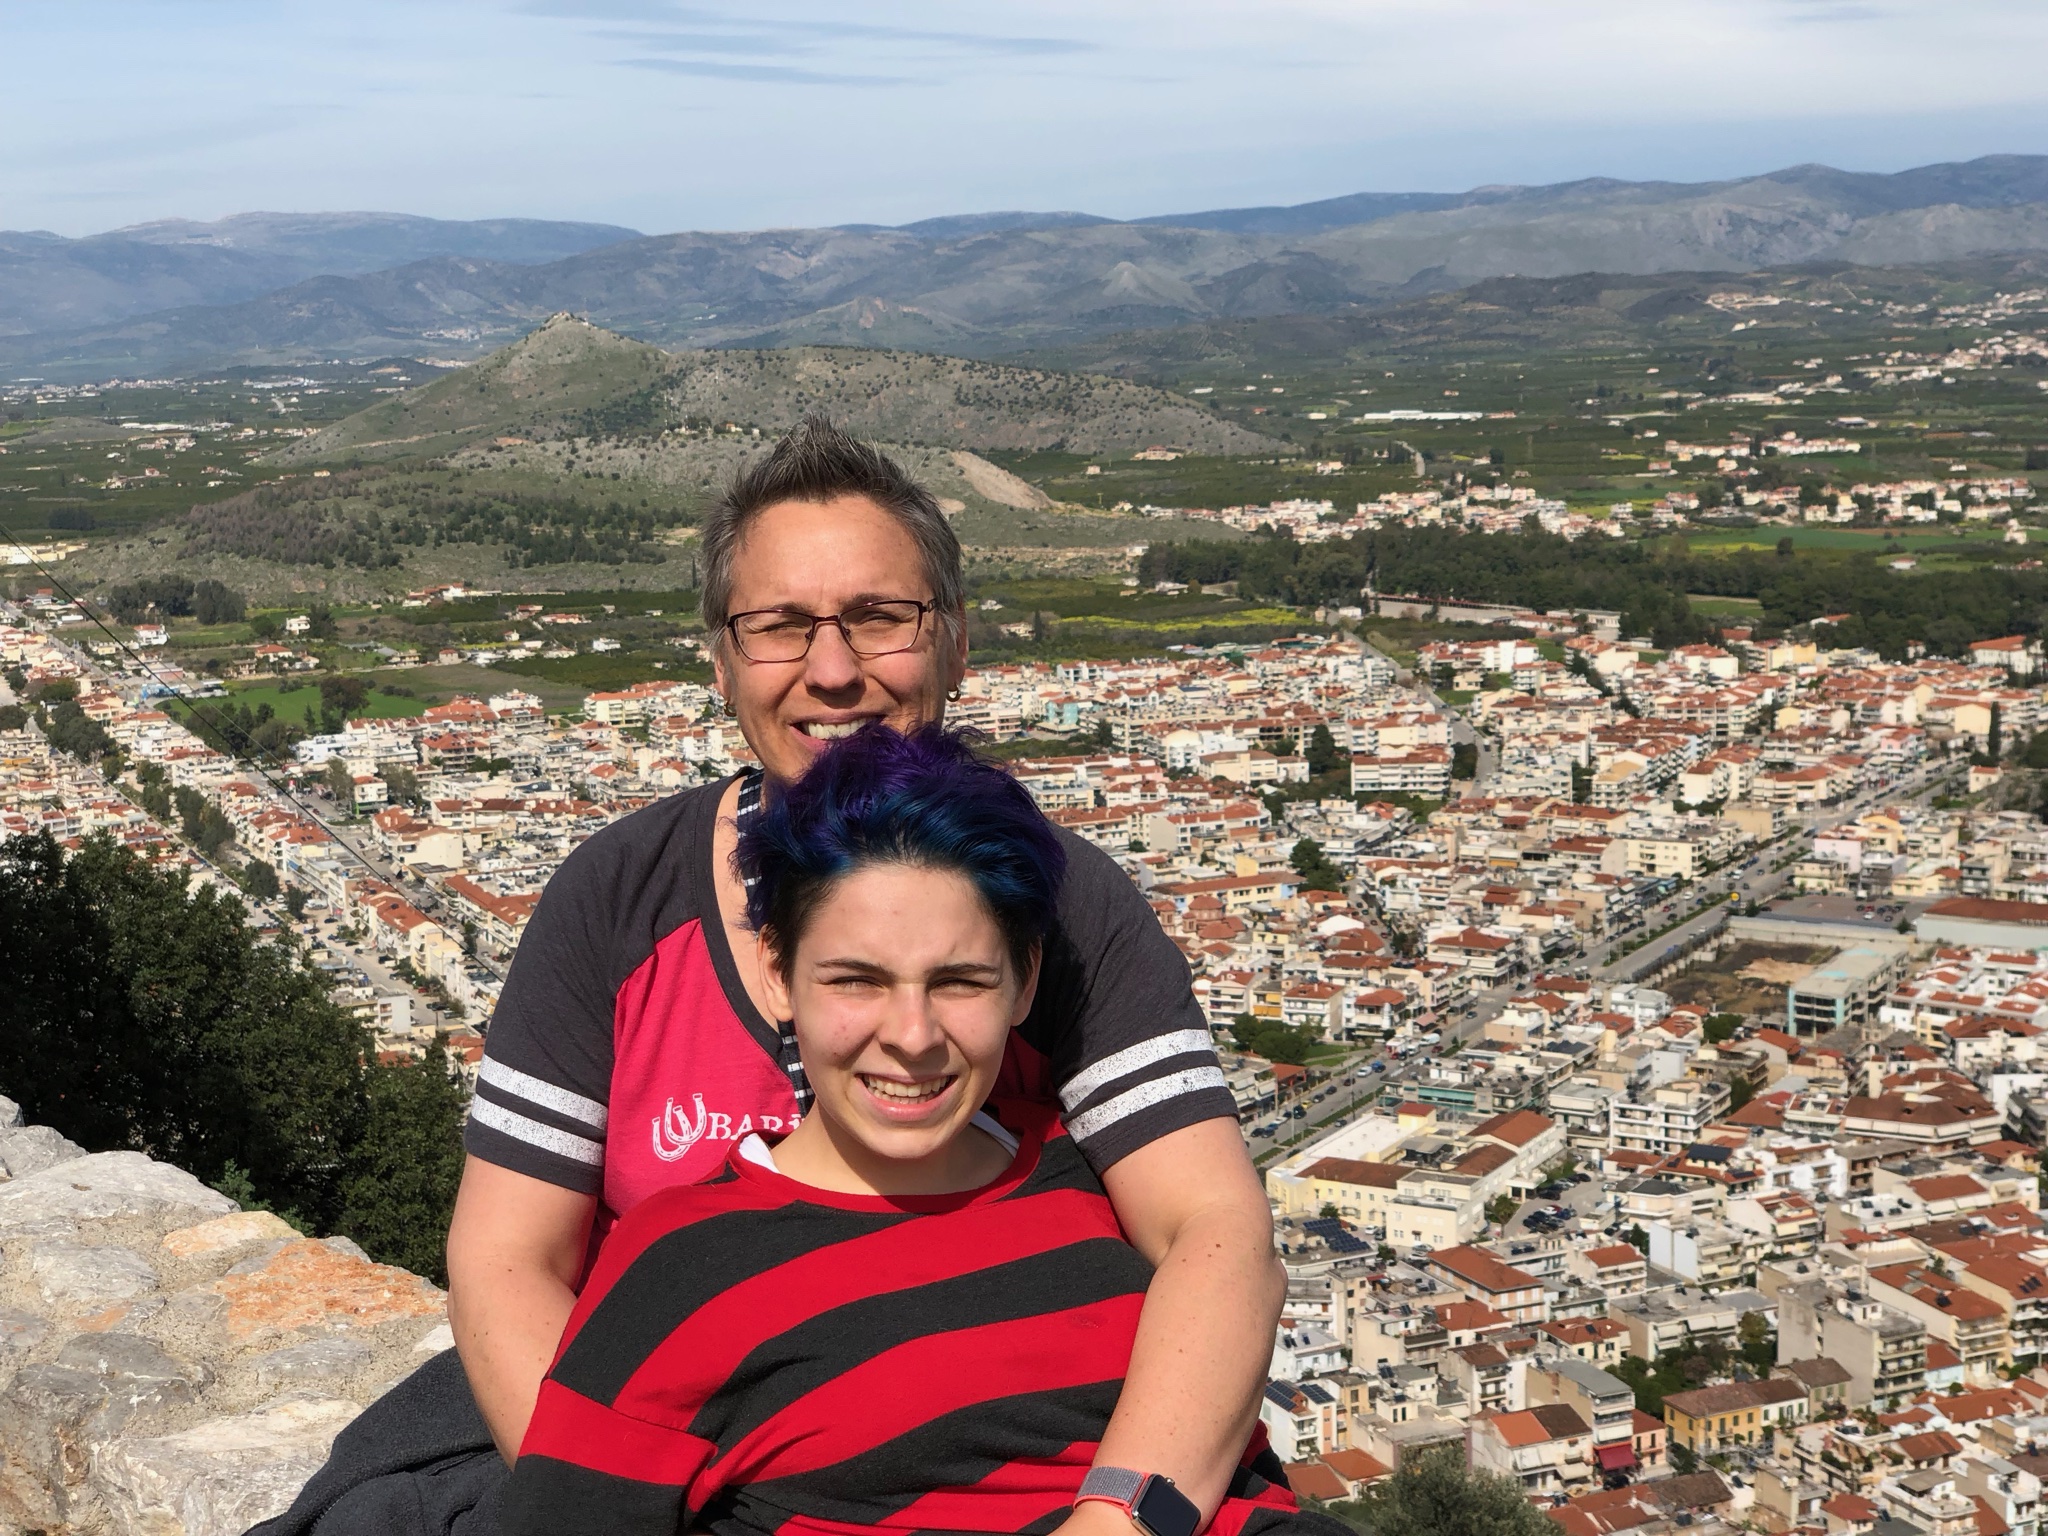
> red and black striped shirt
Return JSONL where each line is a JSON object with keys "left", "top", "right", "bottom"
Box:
{"left": 505, "top": 1099, "right": 1299, "bottom": 1536}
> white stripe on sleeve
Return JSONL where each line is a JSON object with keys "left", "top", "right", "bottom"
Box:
{"left": 478, "top": 1057, "right": 609, "bottom": 1131}
{"left": 470, "top": 1094, "right": 605, "bottom": 1166}
{"left": 1058, "top": 1029, "right": 1216, "bottom": 1113}
{"left": 1064, "top": 1064, "right": 1231, "bottom": 1145}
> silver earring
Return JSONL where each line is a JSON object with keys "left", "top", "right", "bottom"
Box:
{"left": 947, "top": 686, "right": 962, "bottom": 701}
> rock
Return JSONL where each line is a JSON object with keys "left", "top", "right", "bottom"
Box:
{"left": 211, "top": 1239, "right": 444, "bottom": 1347}
{"left": 0, "top": 1363, "right": 111, "bottom": 1528}
{"left": 224, "top": 1241, "right": 291, "bottom": 1276}
{"left": 93, "top": 1394, "right": 361, "bottom": 1536}
{"left": 55, "top": 1332, "right": 210, "bottom": 1429}
{"left": 0, "top": 1309, "right": 50, "bottom": 1371}
{"left": 159, "top": 1210, "right": 301, "bottom": 1265}
{"left": 251, "top": 1337, "right": 373, "bottom": 1394}
{"left": 0, "top": 1152, "right": 235, "bottom": 1245}
{"left": 26, "top": 1239, "right": 160, "bottom": 1313}
{"left": 0, "top": 1111, "right": 452, "bottom": 1530}
{"left": 0, "top": 1336, "right": 199, "bottom": 1529}
{"left": 0, "top": 1124, "right": 88, "bottom": 1180}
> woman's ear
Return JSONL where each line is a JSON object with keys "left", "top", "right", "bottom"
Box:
{"left": 1007, "top": 943, "right": 1042, "bottom": 1030}
{"left": 757, "top": 932, "right": 793, "bottom": 1020}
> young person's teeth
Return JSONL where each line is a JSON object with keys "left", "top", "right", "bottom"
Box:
{"left": 804, "top": 721, "right": 867, "bottom": 740}
{"left": 863, "top": 1076, "right": 947, "bottom": 1103}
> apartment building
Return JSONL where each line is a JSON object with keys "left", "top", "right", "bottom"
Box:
{"left": 1608, "top": 1078, "right": 1732, "bottom": 1156}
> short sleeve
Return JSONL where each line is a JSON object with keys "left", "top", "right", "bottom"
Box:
{"left": 464, "top": 822, "right": 627, "bottom": 1194}
{"left": 1028, "top": 832, "right": 1238, "bottom": 1173}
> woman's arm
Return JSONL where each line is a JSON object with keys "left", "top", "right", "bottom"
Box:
{"left": 446, "top": 1156, "right": 598, "bottom": 1462}
{"left": 1090, "top": 1117, "right": 1283, "bottom": 1527}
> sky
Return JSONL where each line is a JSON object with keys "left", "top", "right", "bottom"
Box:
{"left": 3, "top": 0, "right": 2047, "bottom": 238}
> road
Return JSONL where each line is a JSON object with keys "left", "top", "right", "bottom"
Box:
{"left": 17, "top": 613, "right": 478, "bottom": 1034}
{"left": 1420, "top": 756, "right": 1968, "bottom": 1050}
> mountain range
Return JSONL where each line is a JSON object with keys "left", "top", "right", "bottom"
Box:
{"left": 9, "top": 155, "right": 2048, "bottom": 376}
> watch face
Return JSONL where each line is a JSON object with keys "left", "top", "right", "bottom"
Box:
{"left": 1132, "top": 1478, "right": 1201, "bottom": 1536}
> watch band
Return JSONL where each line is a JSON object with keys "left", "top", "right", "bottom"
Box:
{"left": 1077, "top": 1467, "right": 1202, "bottom": 1536}
{"left": 1079, "top": 1468, "right": 1147, "bottom": 1507}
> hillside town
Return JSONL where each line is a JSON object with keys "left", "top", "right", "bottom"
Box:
{"left": 20, "top": 583, "right": 2048, "bottom": 1535}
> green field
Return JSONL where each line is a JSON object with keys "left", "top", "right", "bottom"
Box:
{"left": 1681, "top": 525, "right": 2009, "bottom": 554}
{"left": 1683, "top": 594, "right": 1764, "bottom": 615}
{"left": 222, "top": 680, "right": 425, "bottom": 720}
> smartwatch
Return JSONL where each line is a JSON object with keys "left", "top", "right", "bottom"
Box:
{"left": 1077, "top": 1467, "right": 1203, "bottom": 1536}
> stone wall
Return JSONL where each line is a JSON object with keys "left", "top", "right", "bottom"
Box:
{"left": 0, "top": 1096, "right": 448, "bottom": 1535}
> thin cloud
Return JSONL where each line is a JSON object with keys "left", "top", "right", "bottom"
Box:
{"left": 593, "top": 28, "right": 813, "bottom": 57}
{"left": 527, "top": 2, "right": 1090, "bottom": 57}
{"left": 613, "top": 57, "right": 916, "bottom": 86}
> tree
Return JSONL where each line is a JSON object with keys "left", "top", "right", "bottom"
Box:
{"left": 41, "top": 699, "right": 113, "bottom": 763}
{"left": 325, "top": 757, "right": 356, "bottom": 807}
{"left": 1450, "top": 742, "right": 1477, "bottom": 780}
{"left": 335, "top": 1043, "right": 470, "bottom": 1284}
{"left": 1291, "top": 837, "right": 1348, "bottom": 894}
{"left": 1989, "top": 702, "right": 2003, "bottom": 765}
{"left": 1306, "top": 723, "right": 1345, "bottom": 776}
{"left": 1227, "top": 1016, "right": 1320, "bottom": 1067}
{"left": 319, "top": 673, "right": 370, "bottom": 720}
{"left": 1485, "top": 1193, "right": 1517, "bottom": 1226}
{"left": 240, "top": 858, "right": 280, "bottom": 903}
{"left": 105, "top": 576, "right": 194, "bottom": 623}
{"left": 1323, "top": 1445, "right": 1552, "bottom": 1536}
{"left": 1739, "top": 1310, "right": 1776, "bottom": 1373}
{"left": 0, "top": 832, "right": 466, "bottom": 1276}
{"left": 1703, "top": 1012, "right": 1742, "bottom": 1044}
{"left": 380, "top": 765, "right": 421, "bottom": 806}
{"left": 171, "top": 786, "right": 233, "bottom": 856}
{"left": 192, "top": 580, "right": 246, "bottom": 626}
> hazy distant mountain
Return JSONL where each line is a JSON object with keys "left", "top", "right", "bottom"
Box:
{"left": 9, "top": 156, "right": 2048, "bottom": 376}
{"left": 0, "top": 212, "right": 639, "bottom": 339}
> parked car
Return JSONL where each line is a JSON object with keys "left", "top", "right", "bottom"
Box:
{"left": 1370, "top": 1061, "right": 1386, "bottom": 1074}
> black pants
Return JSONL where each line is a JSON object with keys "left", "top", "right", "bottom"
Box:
{"left": 247, "top": 1349, "right": 506, "bottom": 1536}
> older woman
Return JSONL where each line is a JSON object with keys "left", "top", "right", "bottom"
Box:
{"left": 258, "top": 420, "right": 1281, "bottom": 1536}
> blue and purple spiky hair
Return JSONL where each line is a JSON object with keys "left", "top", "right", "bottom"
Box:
{"left": 738, "top": 724, "right": 1067, "bottom": 977}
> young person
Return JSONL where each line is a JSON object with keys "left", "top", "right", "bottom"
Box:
{"left": 505, "top": 727, "right": 1325, "bottom": 1536}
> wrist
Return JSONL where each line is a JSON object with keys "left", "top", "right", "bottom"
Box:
{"left": 1077, "top": 1468, "right": 1204, "bottom": 1536}
{"left": 1068, "top": 1497, "right": 1142, "bottom": 1531}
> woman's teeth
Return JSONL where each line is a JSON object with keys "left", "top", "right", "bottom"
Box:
{"left": 802, "top": 721, "right": 868, "bottom": 740}
{"left": 861, "top": 1075, "right": 950, "bottom": 1104}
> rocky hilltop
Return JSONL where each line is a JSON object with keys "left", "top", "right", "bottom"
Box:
{"left": 0, "top": 1096, "right": 444, "bottom": 1535}
{"left": 268, "top": 314, "right": 1275, "bottom": 466}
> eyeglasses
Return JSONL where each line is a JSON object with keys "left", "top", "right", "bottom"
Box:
{"left": 723, "top": 599, "right": 933, "bottom": 663}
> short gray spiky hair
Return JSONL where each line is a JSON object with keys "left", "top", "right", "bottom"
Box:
{"left": 700, "top": 417, "right": 965, "bottom": 659}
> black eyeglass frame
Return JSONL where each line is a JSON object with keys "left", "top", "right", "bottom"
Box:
{"left": 721, "top": 598, "right": 935, "bottom": 663}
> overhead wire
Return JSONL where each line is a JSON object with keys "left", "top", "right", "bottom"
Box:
{"left": 0, "top": 513, "right": 510, "bottom": 984}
